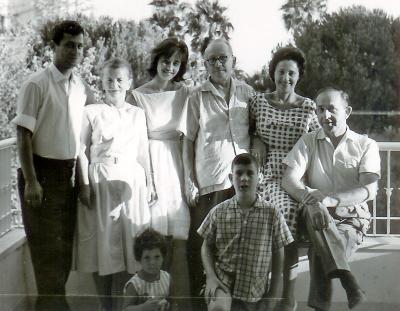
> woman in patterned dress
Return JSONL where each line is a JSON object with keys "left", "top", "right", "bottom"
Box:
{"left": 250, "top": 47, "right": 320, "bottom": 311}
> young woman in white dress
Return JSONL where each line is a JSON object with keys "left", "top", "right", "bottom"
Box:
{"left": 131, "top": 38, "right": 192, "bottom": 311}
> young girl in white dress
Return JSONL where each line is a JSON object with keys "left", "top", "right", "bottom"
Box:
{"left": 76, "top": 57, "right": 156, "bottom": 311}
{"left": 131, "top": 38, "right": 191, "bottom": 310}
{"left": 123, "top": 229, "right": 170, "bottom": 311}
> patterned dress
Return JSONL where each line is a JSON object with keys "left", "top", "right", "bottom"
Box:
{"left": 123, "top": 270, "right": 170, "bottom": 306}
{"left": 250, "top": 93, "right": 320, "bottom": 236}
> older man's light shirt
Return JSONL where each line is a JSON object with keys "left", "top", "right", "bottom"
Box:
{"left": 12, "top": 63, "right": 90, "bottom": 159}
{"left": 283, "top": 128, "right": 380, "bottom": 224}
{"left": 178, "top": 78, "right": 254, "bottom": 195}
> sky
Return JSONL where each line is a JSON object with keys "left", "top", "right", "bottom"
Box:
{"left": 92, "top": 0, "right": 400, "bottom": 75}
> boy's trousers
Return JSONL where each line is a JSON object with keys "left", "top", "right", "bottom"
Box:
{"left": 18, "top": 155, "right": 77, "bottom": 311}
{"left": 303, "top": 207, "right": 363, "bottom": 311}
{"left": 187, "top": 186, "right": 235, "bottom": 310}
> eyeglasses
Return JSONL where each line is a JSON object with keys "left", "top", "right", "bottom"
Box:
{"left": 206, "top": 55, "right": 230, "bottom": 65}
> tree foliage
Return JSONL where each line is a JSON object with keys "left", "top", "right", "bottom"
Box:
{"left": 293, "top": 6, "right": 398, "bottom": 133}
{"left": 281, "top": 0, "right": 327, "bottom": 36}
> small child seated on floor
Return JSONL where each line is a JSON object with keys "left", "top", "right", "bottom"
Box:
{"left": 198, "top": 153, "right": 294, "bottom": 311}
{"left": 123, "top": 229, "right": 170, "bottom": 311}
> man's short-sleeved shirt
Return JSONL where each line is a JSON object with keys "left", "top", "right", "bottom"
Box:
{"left": 283, "top": 127, "right": 381, "bottom": 228}
{"left": 177, "top": 78, "right": 254, "bottom": 195}
{"left": 197, "top": 195, "right": 294, "bottom": 302}
{"left": 12, "top": 63, "right": 91, "bottom": 159}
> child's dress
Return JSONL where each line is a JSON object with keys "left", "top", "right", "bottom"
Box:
{"left": 75, "top": 102, "right": 151, "bottom": 275}
{"left": 124, "top": 270, "right": 170, "bottom": 304}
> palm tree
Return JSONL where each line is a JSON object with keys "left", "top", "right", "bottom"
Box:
{"left": 281, "top": 0, "right": 327, "bottom": 36}
{"left": 148, "top": 0, "right": 191, "bottom": 38}
{"left": 185, "top": 0, "right": 234, "bottom": 53}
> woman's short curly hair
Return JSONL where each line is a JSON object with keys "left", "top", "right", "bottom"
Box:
{"left": 133, "top": 228, "right": 168, "bottom": 261}
{"left": 147, "top": 37, "right": 189, "bottom": 82}
{"left": 268, "top": 46, "right": 306, "bottom": 82}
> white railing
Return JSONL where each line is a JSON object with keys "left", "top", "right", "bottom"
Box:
{"left": 371, "top": 142, "right": 400, "bottom": 236}
{"left": 0, "top": 139, "right": 400, "bottom": 237}
{"left": 0, "top": 137, "right": 18, "bottom": 237}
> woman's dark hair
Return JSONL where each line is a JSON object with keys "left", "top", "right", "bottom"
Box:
{"left": 268, "top": 46, "right": 306, "bottom": 82}
{"left": 52, "top": 20, "right": 84, "bottom": 45}
{"left": 148, "top": 37, "right": 189, "bottom": 82}
{"left": 134, "top": 229, "right": 168, "bottom": 261}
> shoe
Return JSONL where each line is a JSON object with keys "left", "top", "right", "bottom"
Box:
{"left": 347, "top": 288, "right": 366, "bottom": 309}
{"left": 276, "top": 300, "right": 297, "bottom": 311}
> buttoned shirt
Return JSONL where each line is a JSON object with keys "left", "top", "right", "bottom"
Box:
{"left": 197, "top": 196, "right": 294, "bottom": 302}
{"left": 283, "top": 128, "right": 381, "bottom": 233}
{"left": 177, "top": 78, "right": 254, "bottom": 195}
{"left": 12, "top": 63, "right": 91, "bottom": 159}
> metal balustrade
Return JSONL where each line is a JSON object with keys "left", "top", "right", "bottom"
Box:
{"left": 0, "top": 138, "right": 400, "bottom": 237}
{"left": 0, "top": 137, "right": 17, "bottom": 237}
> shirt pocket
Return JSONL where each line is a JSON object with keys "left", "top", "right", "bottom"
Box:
{"left": 334, "top": 158, "right": 359, "bottom": 180}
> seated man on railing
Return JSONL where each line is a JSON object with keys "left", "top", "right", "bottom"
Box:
{"left": 281, "top": 87, "right": 380, "bottom": 311}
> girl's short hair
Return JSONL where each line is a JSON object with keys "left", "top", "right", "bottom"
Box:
{"left": 268, "top": 46, "right": 306, "bottom": 82}
{"left": 134, "top": 229, "right": 168, "bottom": 261}
{"left": 101, "top": 57, "right": 133, "bottom": 79}
{"left": 148, "top": 37, "right": 189, "bottom": 82}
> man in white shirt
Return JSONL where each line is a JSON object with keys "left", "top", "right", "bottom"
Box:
{"left": 13, "top": 20, "right": 92, "bottom": 311}
{"left": 178, "top": 38, "right": 254, "bottom": 302}
{"left": 282, "top": 87, "right": 380, "bottom": 310}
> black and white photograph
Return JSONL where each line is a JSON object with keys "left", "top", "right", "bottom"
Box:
{"left": 0, "top": 0, "right": 399, "bottom": 310}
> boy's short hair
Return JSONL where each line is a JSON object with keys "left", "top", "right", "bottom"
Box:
{"left": 101, "top": 57, "right": 133, "bottom": 79}
{"left": 133, "top": 229, "right": 168, "bottom": 261}
{"left": 315, "top": 86, "right": 350, "bottom": 108}
{"left": 231, "top": 153, "right": 258, "bottom": 171}
{"left": 148, "top": 37, "right": 189, "bottom": 82}
{"left": 52, "top": 20, "right": 84, "bottom": 45}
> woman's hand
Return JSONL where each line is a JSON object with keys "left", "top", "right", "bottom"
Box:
{"left": 147, "top": 182, "right": 157, "bottom": 203}
{"left": 250, "top": 136, "right": 267, "bottom": 167}
{"left": 79, "top": 184, "right": 91, "bottom": 208}
{"left": 185, "top": 175, "right": 199, "bottom": 207}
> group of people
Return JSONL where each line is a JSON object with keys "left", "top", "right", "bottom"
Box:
{"left": 13, "top": 19, "right": 380, "bottom": 311}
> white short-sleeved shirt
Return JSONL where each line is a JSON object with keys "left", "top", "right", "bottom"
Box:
{"left": 12, "top": 63, "right": 90, "bottom": 160}
{"left": 283, "top": 127, "right": 381, "bottom": 221}
{"left": 177, "top": 78, "right": 254, "bottom": 195}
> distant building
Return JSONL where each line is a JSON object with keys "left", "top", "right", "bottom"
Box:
{"left": 0, "top": 0, "right": 93, "bottom": 31}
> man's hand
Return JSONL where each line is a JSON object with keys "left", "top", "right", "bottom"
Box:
{"left": 306, "top": 203, "right": 331, "bottom": 230}
{"left": 301, "top": 188, "right": 326, "bottom": 205}
{"left": 24, "top": 179, "right": 43, "bottom": 208}
{"left": 79, "top": 184, "right": 91, "bottom": 208}
{"left": 185, "top": 176, "right": 199, "bottom": 207}
{"left": 204, "top": 276, "right": 229, "bottom": 305}
{"left": 250, "top": 136, "right": 267, "bottom": 167}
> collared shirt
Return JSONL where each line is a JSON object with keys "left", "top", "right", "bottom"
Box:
{"left": 177, "top": 78, "right": 254, "bottom": 195}
{"left": 12, "top": 63, "right": 91, "bottom": 159}
{"left": 197, "top": 196, "right": 294, "bottom": 302}
{"left": 283, "top": 127, "right": 381, "bottom": 232}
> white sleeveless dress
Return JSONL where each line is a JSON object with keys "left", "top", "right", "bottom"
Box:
{"left": 131, "top": 87, "right": 190, "bottom": 239}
